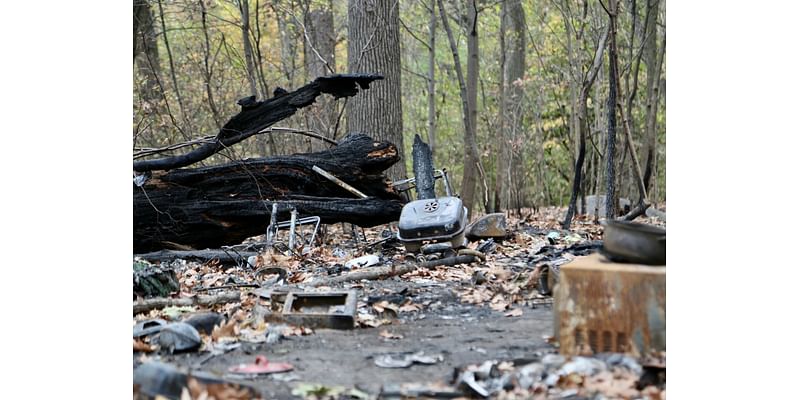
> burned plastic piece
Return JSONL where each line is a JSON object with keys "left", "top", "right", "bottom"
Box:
{"left": 133, "top": 319, "right": 168, "bottom": 338}
{"left": 182, "top": 312, "right": 224, "bottom": 335}
{"left": 156, "top": 322, "right": 202, "bottom": 354}
{"left": 281, "top": 291, "right": 357, "bottom": 329}
{"left": 134, "top": 362, "right": 258, "bottom": 399}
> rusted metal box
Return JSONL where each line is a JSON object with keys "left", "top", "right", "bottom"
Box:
{"left": 554, "top": 253, "right": 665, "bottom": 357}
{"left": 282, "top": 291, "right": 357, "bottom": 330}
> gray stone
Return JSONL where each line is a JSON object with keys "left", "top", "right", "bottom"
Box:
{"left": 466, "top": 213, "right": 507, "bottom": 239}
{"left": 581, "top": 195, "right": 631, "bottom": 217}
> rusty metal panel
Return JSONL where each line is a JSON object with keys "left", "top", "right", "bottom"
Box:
{"left": 554, "top": 253, "right": 665, "bottom": 357}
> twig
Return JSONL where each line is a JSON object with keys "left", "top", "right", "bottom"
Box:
{"left": 259, "top": 126, "right": 338, "bottom": 146}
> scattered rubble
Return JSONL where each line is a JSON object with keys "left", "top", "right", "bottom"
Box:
{"left": 132, "top": 206, "right": 666, "bottom": 399}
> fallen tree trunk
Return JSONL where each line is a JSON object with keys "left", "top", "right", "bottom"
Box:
{"left": 135, "top": 250, "right": 259, "bottom": 265}
{"left": 134, "top": 133, "right": 404, "bottom": 252}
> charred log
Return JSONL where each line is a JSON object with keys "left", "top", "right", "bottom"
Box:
{"left": 134, "top": 133, "right": 404, "bottom": 252}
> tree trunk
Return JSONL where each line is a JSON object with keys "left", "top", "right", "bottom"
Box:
{"left": 239, "top": 0, "right": 261, "bottom": 99}
{"left": 563, "top": 26, "right": 609, "bottom": 229}
{"left": 504, "top": 0, "right": 526, "bottom": 212}
{"left": 304, "top": 8, "right": 337, "bottom": 151}
{"left": 134, "top": 133, "right": 404, "bottom": 252}
{"left": 347, "top": 0, "right": 407, "bottom": 180}
{"left": 642, "top": 0, "right": 664, "bottom": 191}
{"left": 494, "top": 0, "right": 507, "bottom": 214}
{"left": 134, "top": 0, "right": 162, "bottom": 103}
{"left": 199, "top": 0, "right": 223, "bottom": 129}
{"left": 605, "top": 0, "right": 620, "bottom": 220}
{"left": 156, "top": 0, "right": 189, "bottom": 130}
{"left": 427, "top": 0, "right": 437, "bottom": 161}
{"left": 462, "top": 0, "right": 481, "bottom": 215}
{"left": 438, "top": 0, "right": 476, "bottom": 213}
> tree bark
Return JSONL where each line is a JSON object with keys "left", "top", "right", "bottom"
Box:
{"left": 494, "top": 0, "right": 507, "bottom": 213}
{"left": 642, "top": 0, "right": 665, "bottom": 192}
{"left": 347, "top": 0, "right": 407, "bottom": 180}
{"left": 437, "top": 0, "right": 481, "bottom": 214}
{"left": 134, "top": 133, "right": 404, "bottom": 252}
{"left": 605, "top": 0, "right": 620, "bottom": 220}
{"left": 427, "top": 0, "right": 437, "bottom": 160}
{"left": 239, "top": 0, "right": 261, "bottom": 99}
{"left": 304, "top": 8, "right": 337, "bottom": 151}
{"left": 503, "top": 0, "right": 526, "bottom": 212}
{"left": 134, "top": 0, "right": 162, "bottom": 103}
{"left": 199, "top": 0, "right": 223, "bottom": 128}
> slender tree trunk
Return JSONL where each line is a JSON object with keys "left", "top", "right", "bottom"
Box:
{"left": 347, "top": 0, "right": 407, "bottom": 180}
{"left": 427, "top": 0, "right": 437, "bottom": 162}
{"left": 199, "top": 0, "right": 222, "bottom": 129}
{"left": 239, "top": 0, "right": 260, "bottom": 99}
{"left": 642, "top": 0, "right": 664, "bottom": 191}
{"left": 156, "top": 0, "right": 189, "bottom": 130}
{"left": 605, "top": 0, "right": 620, "bottom": 220}
{"left": 505, "top": 0, "right": 526, "bottom": 211}
{"left": 494, "top": 0, "right": 506, "bottom": 213}
{"left": 563, "top": 27, "right": 608, "bottom": 229}
{"left": 463, "top": 0, "right": 482, "bottom": 213}
{"left": 304, "top": 8, "right": 336, "bottom": 151}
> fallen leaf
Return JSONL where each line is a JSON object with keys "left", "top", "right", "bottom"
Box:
{"left": 133, "top": 338, "right": 154, "bottom": 353}
{"left": 398, "top": 300, "right": 422, "bottom": 313}
{"left": 212, "top": 318, "right": 239, "bottom": 341}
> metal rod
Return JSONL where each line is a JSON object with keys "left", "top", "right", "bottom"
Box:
{"left": 266, "top": 203, "right": 279, "bottom": 245}
{"left": 312, "top": 165, "right": 368, "bottom": 199}
{"left": 288, "top": 208, "right": 298, "bottom": 250}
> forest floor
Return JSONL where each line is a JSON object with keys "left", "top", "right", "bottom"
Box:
{"left": 133, "top": 207, "right": 666, "bottom": 400}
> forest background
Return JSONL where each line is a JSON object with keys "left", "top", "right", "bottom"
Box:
{"left": 133, "top": 0, "right": 666, "bottom": 221}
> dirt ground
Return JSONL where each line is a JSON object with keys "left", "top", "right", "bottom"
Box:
{"left": 134, "top": 207, "right": 666, "bottom": 399}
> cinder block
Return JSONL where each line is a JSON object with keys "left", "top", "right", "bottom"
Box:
{"left": 554, "top": 253, "right": 665, "bottom": 357}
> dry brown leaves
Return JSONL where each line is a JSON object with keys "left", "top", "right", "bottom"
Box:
{"left": 133, "top": 338, "right": 154, "bottom": 353}
{"left": 184, "top": 377, "right": 256, "bottom": 400}
{"left": 356, "top": 313, "right": 392, "bottom": 328}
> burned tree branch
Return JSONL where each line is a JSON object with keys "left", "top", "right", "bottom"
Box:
{"left": 133, "top": 74, "right": 383, "bottom": 172}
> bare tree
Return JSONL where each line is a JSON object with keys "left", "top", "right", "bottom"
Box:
{"left": 347, "top": 0, "right": 407, "bottom": 180}
{"left": 562, "top": 25, "right": 609, "bottom": 229}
